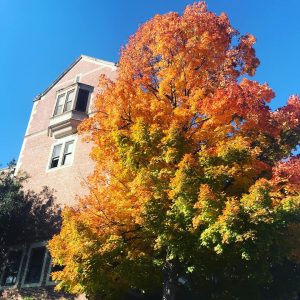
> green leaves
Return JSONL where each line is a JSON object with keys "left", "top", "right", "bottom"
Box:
{"left": 49, "top": 2, "right": 300, "bottom": 299}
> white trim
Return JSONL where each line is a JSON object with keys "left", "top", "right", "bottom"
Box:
{"left": 87, "top": 90, "right": 95, "bottom": 114}
{"left": 53, "top": 82, "right": 93, "bottom": 117}
{"left": 21, "top": 241, "right": 48, "bottom": 288}
{"left": 46, "top": 135, "right": 78, "bottom": 172}
{"left": 24, "top": 129, "right": 48, "bottom": 139}
{"left": 52, "top": 85, "right": 78, "bottom": 117}
{"left": 15, "top": 139, "right": 26, "bottom": 175}
{"left": 45, "top": 257, "right": 55, "bottom": 286}
{"left": 45, "top": 255, "right": 62, "bottom": 287}
{"left": 81, "top": 55, "right": 116, "bottom": 69}
{"left": 75, "top": 73, "right": 82, "bottom": 83}
{"left": 25, "top": 101, "right": 38, "bottom": 136}
{"left": 0, "top": 246, "right": 26, "bottom": 290}
{"left": 15, "top": 101, "right": 38, "bottom": 174}
{"left": 85, "top": 89, "right": 93, "bottom": 115}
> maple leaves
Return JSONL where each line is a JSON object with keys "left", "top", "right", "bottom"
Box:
{"left": 49, "top": 2, "right": 300, "bottom": 299}
{"left": 272, "top": 156, "right": 300, "bottom": 192}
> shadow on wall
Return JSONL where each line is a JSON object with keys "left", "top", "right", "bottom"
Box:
{"left": 0, "top": 162, "right": 64, "bottom": 299}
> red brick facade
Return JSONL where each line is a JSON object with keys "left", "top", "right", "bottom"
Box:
{"left": 16, "top": 55, "right": 117, "bottom": 206}
{"left": 0, "top": 56, "right": 116, "bottom": 299}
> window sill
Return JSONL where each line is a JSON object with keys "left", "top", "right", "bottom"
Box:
{"left": 45, "top": 280, "right": 57, "bottom": 286}
{"left": 21, "top": 282, "right": 43, "bottom": 288}
{"left": 0, "top": 284, "right": 19, "bottom": 290}
{"left": 46, "top": 163, "right": 73, "bottom": 173}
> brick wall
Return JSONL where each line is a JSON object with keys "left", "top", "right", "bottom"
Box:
{"left": 16, "top": 56, "right": 117, "bottom": 207}
{"left": 5, "top": 56, "right": 117, "bottom": 299}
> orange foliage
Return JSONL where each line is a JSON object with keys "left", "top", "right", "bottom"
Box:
{"left": 49, "top": 2, "right": 300, "bottom": 298}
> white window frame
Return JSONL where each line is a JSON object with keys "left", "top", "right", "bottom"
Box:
{"left": 45, "top": 255, "right": 62, "bottom": 286}
{"left": 21, "top": 241, "right": 48, "bottom": 288}
{"left": 53, "top": 84, "right": 78, "bottom": 116}
{"left": 0, "top": 246, "right": 26, "bottom": 290}
{"left": 47, "top": 135, "right": 77, "bottom": 172}
{"left": 52, "top": 83, "right": 93, "bottom": 117}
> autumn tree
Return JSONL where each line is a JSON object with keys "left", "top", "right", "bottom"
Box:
{"left": 49, "top": 3, "right": 300, "bottom": 299}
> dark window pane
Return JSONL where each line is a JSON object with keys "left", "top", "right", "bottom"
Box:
{"left": 1, "top": 250, "right": 23, "bottom": 286}
{"left": 75, "top": 89, "right": 89, "bottom": 112}
{"left": 24, "top": 247, "right": 46, "bottom": 284}
{"left": 50, "top": 144, "right": 62, "bottom": 169}
{"left": 50, "top": 157, "right": 59, "bottom": 168}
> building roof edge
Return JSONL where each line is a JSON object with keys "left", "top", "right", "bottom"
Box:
{"left": 34, "top": 55, "right": 116, "bottom": 101}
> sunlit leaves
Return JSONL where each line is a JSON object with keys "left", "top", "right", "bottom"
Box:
{"left": 49, "top": 1, "right": 300, "bottom": 299}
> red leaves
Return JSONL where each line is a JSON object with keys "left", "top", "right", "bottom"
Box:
{"left": 50, "top": 3, "right": 300, "bottom": 297}
{"left": 272, "top": 156, "right": 300, "bottom": 192}
{"left": 201, "top": 79, "right": 276, "bottom": 136}
{"left": 273, "top": 95, "right": 300, "bottom": 130}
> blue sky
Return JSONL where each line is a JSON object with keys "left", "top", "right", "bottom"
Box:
{"left": 1, "top": 0, "right": 300, "bottom": 166}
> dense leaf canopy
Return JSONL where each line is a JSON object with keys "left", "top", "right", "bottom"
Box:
{"left": 49, "top": 3, "right": 300, "bottom": 299}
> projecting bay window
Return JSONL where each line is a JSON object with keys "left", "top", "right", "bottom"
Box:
{"left": 49, "top": 139, "right": 75, "bottom": 170}
{"left": 53, "top": 83, "right": 93, "bottom": 117}
{"left": 49, "top": 83, "right": 93, "bottom": 139}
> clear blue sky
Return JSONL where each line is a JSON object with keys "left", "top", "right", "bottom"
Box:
{"left": 1, "top": 0, "right": 300, "bottom": 166}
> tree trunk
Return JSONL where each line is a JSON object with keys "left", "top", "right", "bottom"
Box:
{"left": 162, "top": 260, "right": 177, "bottom": 300}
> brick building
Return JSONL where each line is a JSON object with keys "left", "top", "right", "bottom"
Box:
{"left": 0, "top": 55, "right": 117, "bottom": 299}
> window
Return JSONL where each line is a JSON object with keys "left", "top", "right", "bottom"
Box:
{"left": 75, "top": 89, "right": 90, "bottom": 112}
{"left": 50, "top": 144, "right": 62, "bottom": 168}
{"left": 53, "top": 83, "right": 92, "bottom": 116}
{"left": 64, "top": 89, "right": 76, "bottom": 112}
{"left": 62, "top": 141, "right": 74, "bottom": 166}
{"left": 46, "top": 259, "right": 64, "bottom": 286}
{"left": 54, "top": 93, "right": 65, "bottom": 115}
{"left": 0, "top": 249, "right": 24, "bottom": 288}
{"left": 49, "top": 139, "right": 75, "bottom": 170}
{"left": 22, "top": 243, "right": 47, "bottom": 287}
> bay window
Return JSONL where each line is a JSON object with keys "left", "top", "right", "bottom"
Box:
{"left": 53, "top": 83, "right": 93, "bottom": 117}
